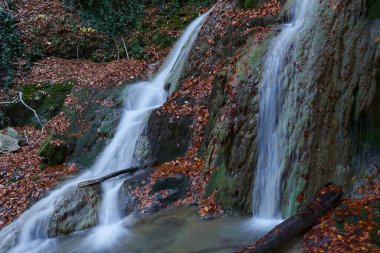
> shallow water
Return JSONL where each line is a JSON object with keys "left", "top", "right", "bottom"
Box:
{"left": 53, "top": 207, "right": 269, "bottom": 253}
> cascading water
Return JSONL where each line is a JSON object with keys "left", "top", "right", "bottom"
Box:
{"left": 252, "top": 0, "right": 315, "bottom": 225}
{"left": 0, "top": 10, "right": 211, "bottom": 253}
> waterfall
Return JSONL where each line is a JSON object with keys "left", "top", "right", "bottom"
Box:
{"left": 0, "top": 10, "right": 211, "bottom": 253}
{"left": 252, "top": 0, "right": 315, "bottom": 225}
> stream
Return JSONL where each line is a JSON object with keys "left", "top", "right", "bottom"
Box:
{"left": 45, "top": 207, "right": 268, "bottom": 253}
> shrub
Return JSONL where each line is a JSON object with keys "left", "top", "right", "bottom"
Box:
{"left": 62, "top": 0, "right": 145, "bottom": 37}
{"left": 0, "top": 8, "right": 23, "bottom": 89}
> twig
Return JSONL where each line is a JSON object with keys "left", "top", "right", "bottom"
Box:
{"left": 24, "top": 130, "right": 30, "bottom": 146}
{"left": 19, "top": 92, "right": 44, "bottom": 132}
{"left": 0, "top": 96, "right": 19, "bottom": 105}
{"left": 121, "top": 36, "right": 130, "bottom": 60}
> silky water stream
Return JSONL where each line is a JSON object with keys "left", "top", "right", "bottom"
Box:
{"left": 251, "top": 0, "right": 315, "bottom": 228}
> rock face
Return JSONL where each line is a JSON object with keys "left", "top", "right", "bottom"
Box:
{"left": 184, "top": 0, "right": 380, "bottom": 216}
{"left": 146, "top": 111, "right": 193, "bottom": 164}
{"left": 118, "top": 169, "right": 154, "bottom": 216}
{"left": 277, "top": 0, "right": 380, "bottom": 215}
{"left": 0, "top": 134, "right": 20, "bottom": 153}
{"left": 47, "top": 185, "right": 101, "bottom": 237}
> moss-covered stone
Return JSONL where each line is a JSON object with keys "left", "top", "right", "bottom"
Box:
{"left": 47, "top": 185, "right": 101, "bottom": 237}
{"left": 4, "top": 81, "right": 73, "bottom": 127}
{"left": 64, "top": 85, "right": 125, "bottom": 168}
{"left": 38, "top": 133, "right": 75, "bottom": 166}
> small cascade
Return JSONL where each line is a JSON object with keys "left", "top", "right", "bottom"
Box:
{"left": 252, "top": 0, "right": 315, "bottom": 225}
{"left": 0, "top": 10, "right": 211, "bottom": 253}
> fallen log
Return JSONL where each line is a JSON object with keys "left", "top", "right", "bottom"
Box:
{"left": 239, "top": 183, "right": 342, "bottom": 253}
{"left": 78, "top": 162, "right": 157, "bottom": 188}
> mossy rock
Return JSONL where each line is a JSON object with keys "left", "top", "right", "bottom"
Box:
{"left": 38, "top": 133, "right": 75, "bottom": 166}
{"left": 4, "top": 81, "right": 73, "bottom": 127}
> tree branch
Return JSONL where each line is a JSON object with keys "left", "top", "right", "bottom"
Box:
{"left": 19, "top": 92, "right": 44, "bottom": 131}
{"left": 121, "top": 36, "right": 130, "bottom": 60}
{"left": 0, "top": 93, "right": 44, "bottom": 131}
{"left": 78, "top": 162, "right": 158, "bottom": 188}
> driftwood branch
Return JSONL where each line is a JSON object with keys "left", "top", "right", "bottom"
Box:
{"left": 78, "top": 162, "right": 158, "bottom": 188}
{"left": 239, "top": 183, "right": 342, "bottom": 253}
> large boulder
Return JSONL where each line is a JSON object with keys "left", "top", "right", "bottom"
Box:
{"left": 0, "top": 134, "right": 20, "bottom": 153}
{"left": 47, "top": 185, "right": 101, "bottom": 237}
{"left": 146, "top": 109, "right": 193, "bottom": 164}
{"left": 5, "top": 127, "right": 21, "bottom": 141}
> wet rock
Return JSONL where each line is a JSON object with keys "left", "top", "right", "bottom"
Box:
{"left": 133, "top": 133, "right": 154, "bottom": 165}
{"left": 0, "top": 230, "right": 19, "bottom": 253}
{"left": 0, "top": 134, "right": 20, "bottom": 153}
{"left": 118, "top": 168, "right": 154, "bottom": 216}
{"left": 147, "top": 110, "right": 193, "bottom": 164}
{"left": 151, "top": 174, "right": 190, "bottom": 206}
{"left": 47, "top": 185, "right": 101, "bottom": 237}
{"left": 38, "top": 133, "right": 75, "bottom": 166}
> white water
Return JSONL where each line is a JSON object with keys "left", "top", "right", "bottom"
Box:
{"left": 0, "top": 10, "right": 210, "bottom": 253}
{"left": 252, "top": 0, "right": 315, "bottom": 225}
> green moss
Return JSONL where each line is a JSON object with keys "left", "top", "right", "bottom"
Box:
{"left": 75, "top": 139, "right": 107, "bottom": 167}
{"left": 205, "top": 163, "right": 226, "bottom": 197}
{"left": 38, "top": 134, "right": 74, "bottom": 166}
{"left": 38, "top": 134, "right": 54, "bottom": 155}
{"left": 152, "top": 32, "right": 176, "bottom": 49}
{"left": 237, "top": 32, "right": 274, "bottom": 81}
{"left": 367, "top": 0, "right": 380, "bottom": 20}
{"left": 204, "top": 159, "right": 238, "bottom": 210}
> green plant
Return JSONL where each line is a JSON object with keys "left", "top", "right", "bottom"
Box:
{"left": 62, "top": 0, "right": 145, "bottom": 37}
{"left": 367, "top": 0, "right": 380, "bottom": 20}
{"left": 0, "top": 8, "right": 23, "bottom": 89}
